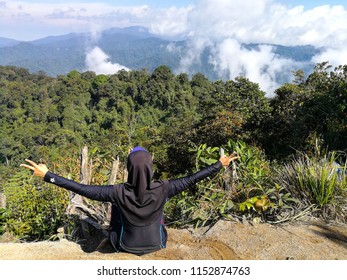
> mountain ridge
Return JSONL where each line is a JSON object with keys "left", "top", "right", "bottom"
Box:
{"left": 0, "top": 26, "right": 319, "bottom": 83}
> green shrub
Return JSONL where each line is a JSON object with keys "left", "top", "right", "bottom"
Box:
{"left": 273, "top": 152, "right": 347, "bottom": 209}
{"left": 166, "top": 140, "right": 331, "bottom": 227}
{"left": 165, "top": 140, "right": 281, "bottom": 227}
{"left": 223, "top": 140, "right": 271, "bottom": 196}
{"left": 3, "top": 170, "right": 69, "bottom": 240}
{"left": 0, "top": 208, "right": 7, "bottom": 234}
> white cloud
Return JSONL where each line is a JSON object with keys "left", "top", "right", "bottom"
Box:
{"left": 175, "top": 38, "right": 302, "bottom": 96}
{"left": 149, "top": 0, "right": 347, "bottom": 95}
{"left": 2, "top": 0, "right": 347, "bottom": 94}
{"left": 210, "top": 40, "right": 292, "bottom": 95}
{"left": 148, "top": 6, "right": 193, "bottom": 38}
{"left": 0, "top": 1, "right": 152, "bottom": 38}
{"left": 85, "top": 47, "right": 129, "bottom": 74}
{"left": 312, "top": 47, "right": 347, "bottom": 68}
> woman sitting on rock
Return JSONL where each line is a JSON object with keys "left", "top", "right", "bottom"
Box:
{"left": 21, "top": 146, "right": 238, "bottom": 255}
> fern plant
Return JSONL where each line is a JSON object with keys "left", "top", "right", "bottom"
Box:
{"left": 3, "top": 170, "right": 69, "bottom": 240}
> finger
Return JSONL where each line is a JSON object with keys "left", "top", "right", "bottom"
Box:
{"left": 20, "top": 164, "right": 35, "bottom": 171}
{"left": 230, "top": 156, "right": 240, "bottom": 161}
{"left": 227, "top": 153, "right": 237, "bottom": 159}
{"left": 25, "top": 159, "right": 38, "bottom": 167}
{"left": 227, "top": 155, "right": 239, "bottom": 161}
{"left": 230, "top": 155, "right": 239, "bottom": 159}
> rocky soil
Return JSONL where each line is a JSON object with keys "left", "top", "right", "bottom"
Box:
{"left": 1, "top": 219, "right": 346, "bottom": 260}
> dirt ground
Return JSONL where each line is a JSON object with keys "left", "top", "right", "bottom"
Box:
{"left": 0, "top": 219, "right": 346, "bottom": 260}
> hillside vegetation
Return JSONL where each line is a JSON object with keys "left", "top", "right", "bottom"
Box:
{"left": 0, "top": 63, "right": 346, "bottom": 242}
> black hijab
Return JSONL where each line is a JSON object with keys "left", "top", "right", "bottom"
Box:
{"left": 115, "top": 149, "right": 168, "bottom": 225}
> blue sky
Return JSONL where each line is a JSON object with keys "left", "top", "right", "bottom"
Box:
{"left": 14, "top": 0, "right": 347, "bottom": 8}
{"left": 0, "top": 0, "right": 347, "bottom": 40}
{"left": 17, "top": 0, "right": 194, "bottom": 8}
{"left": 1, "top": 0, "right": 346, "bottom": 41}
{"left": 280, "top": 0, "right": 346, "bottom": 9}
{"left": 1, "top": 0, "right": 347, "bottom": 95}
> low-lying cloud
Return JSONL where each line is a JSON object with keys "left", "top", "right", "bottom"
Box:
{"left": 2, "top": 0, "right": 347, "bottom": 95}
{"left": 156, "top": 0, "right": 347, "bottom": 96}
{"left": 85, "top": 47, "right": 129, "bottom": 74}
{"left": 211, "top": 40, "right": 301, "bottom": 95}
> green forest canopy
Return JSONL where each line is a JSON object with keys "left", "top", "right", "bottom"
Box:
{"left": 1, "top": 63, "right": 347, "bottom": 239}
{"left": 0, "top": 62, "right": 346, "bottom": 179}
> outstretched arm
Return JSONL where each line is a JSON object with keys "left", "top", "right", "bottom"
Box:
{"left": 167, "top": 153, "right": 238, "bottom": 198}
{"left": 20, "top": 159, "right": 117, "bottom": 203}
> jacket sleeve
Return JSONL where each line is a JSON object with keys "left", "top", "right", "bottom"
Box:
{"left": 44, "top": 171, "right": 117, "bottom": 203}
{"left": 167, "top": 161, "right": 223, "bottom": 198}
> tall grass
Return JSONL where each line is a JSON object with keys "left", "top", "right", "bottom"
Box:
{"left": 273, "top": 152, "right": 347, "bottom": 215}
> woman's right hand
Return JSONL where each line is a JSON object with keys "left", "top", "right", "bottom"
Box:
{"left": 20, "top": 159, "right": 49, "bottom": 178}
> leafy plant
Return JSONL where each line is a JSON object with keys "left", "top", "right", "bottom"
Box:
{"left": 273, "top": 151, "right": 347, "bottom": 210}
{"left": 165, "top": 143, "right": 232, "bottom": 227}
{"left": 167, "top": 140, "right": 282, "bottom": 227}
{"left": 0, "top": 208, "right": 8, "bottom": 234}
{"left": 193, "top": 143, "right": 220, "bottom": 169}
{"left": 217, "top": 140, "right": 269, "bottom": 192}
{"left": 3, "top": 170, "right": 69, "bottom": 240}
{"left": 238, "top": 195, "right": 274, "bottom": 212}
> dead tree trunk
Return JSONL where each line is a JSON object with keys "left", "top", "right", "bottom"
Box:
{"left": 67, "top": 146, "right": 91, "bottom": 213}
{"left": 65, "top": 146, "right": 110, "bottom": 252}
{"left": 81, "top": 145, "right": 92, "bottom": 185}
{"left": 105, "top": 157, "right": 120, "bottom": 221}
{"left": 108, "top": 157, "right": 120, "bottom": 185}
{"left": 123, "top": 168, "right": 128, "bottom": 182}
{"left": 220, "top": 148, "right": 239, "bottom": 192}
{"left": 0, "top": 193, "right": 6, "bottom": 208}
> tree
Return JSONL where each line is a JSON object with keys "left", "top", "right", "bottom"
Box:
{"left": 194, "top": 77, "right": 271, "bottom": 148}
{"left": 264, "top": 62, "right": 347, "bottom": 159}
{"left": 264, "top": 83, "right": 308, "bottom": 158}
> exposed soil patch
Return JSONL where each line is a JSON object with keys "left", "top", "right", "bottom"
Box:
{"left": 1, "top": 219, "right": 346, "bottom": 260}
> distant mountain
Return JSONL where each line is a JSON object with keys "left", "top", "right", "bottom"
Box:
{"left": 30, "top": 32, "right": 85, "bottom": 46}
{"left": 0, "top": 37, "right": 20, "bottom": 48}
{"left": 0, "top": 27, "right": 182, "bottom": 76}
{"left": 102, "top": 26, "right": 153, "bottom": 38}
{"left": 0, "top": 26, "right": 319, "bottom": 82}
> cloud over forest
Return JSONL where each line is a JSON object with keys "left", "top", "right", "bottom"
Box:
{"left": 1, "top": 0, "right": 347, "bottom": 95}
{"left": 85, "top": 47, "right": 129, "bottom": 74}
{"left": 154, "top": 0, "right": 347, "bottom": 95}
